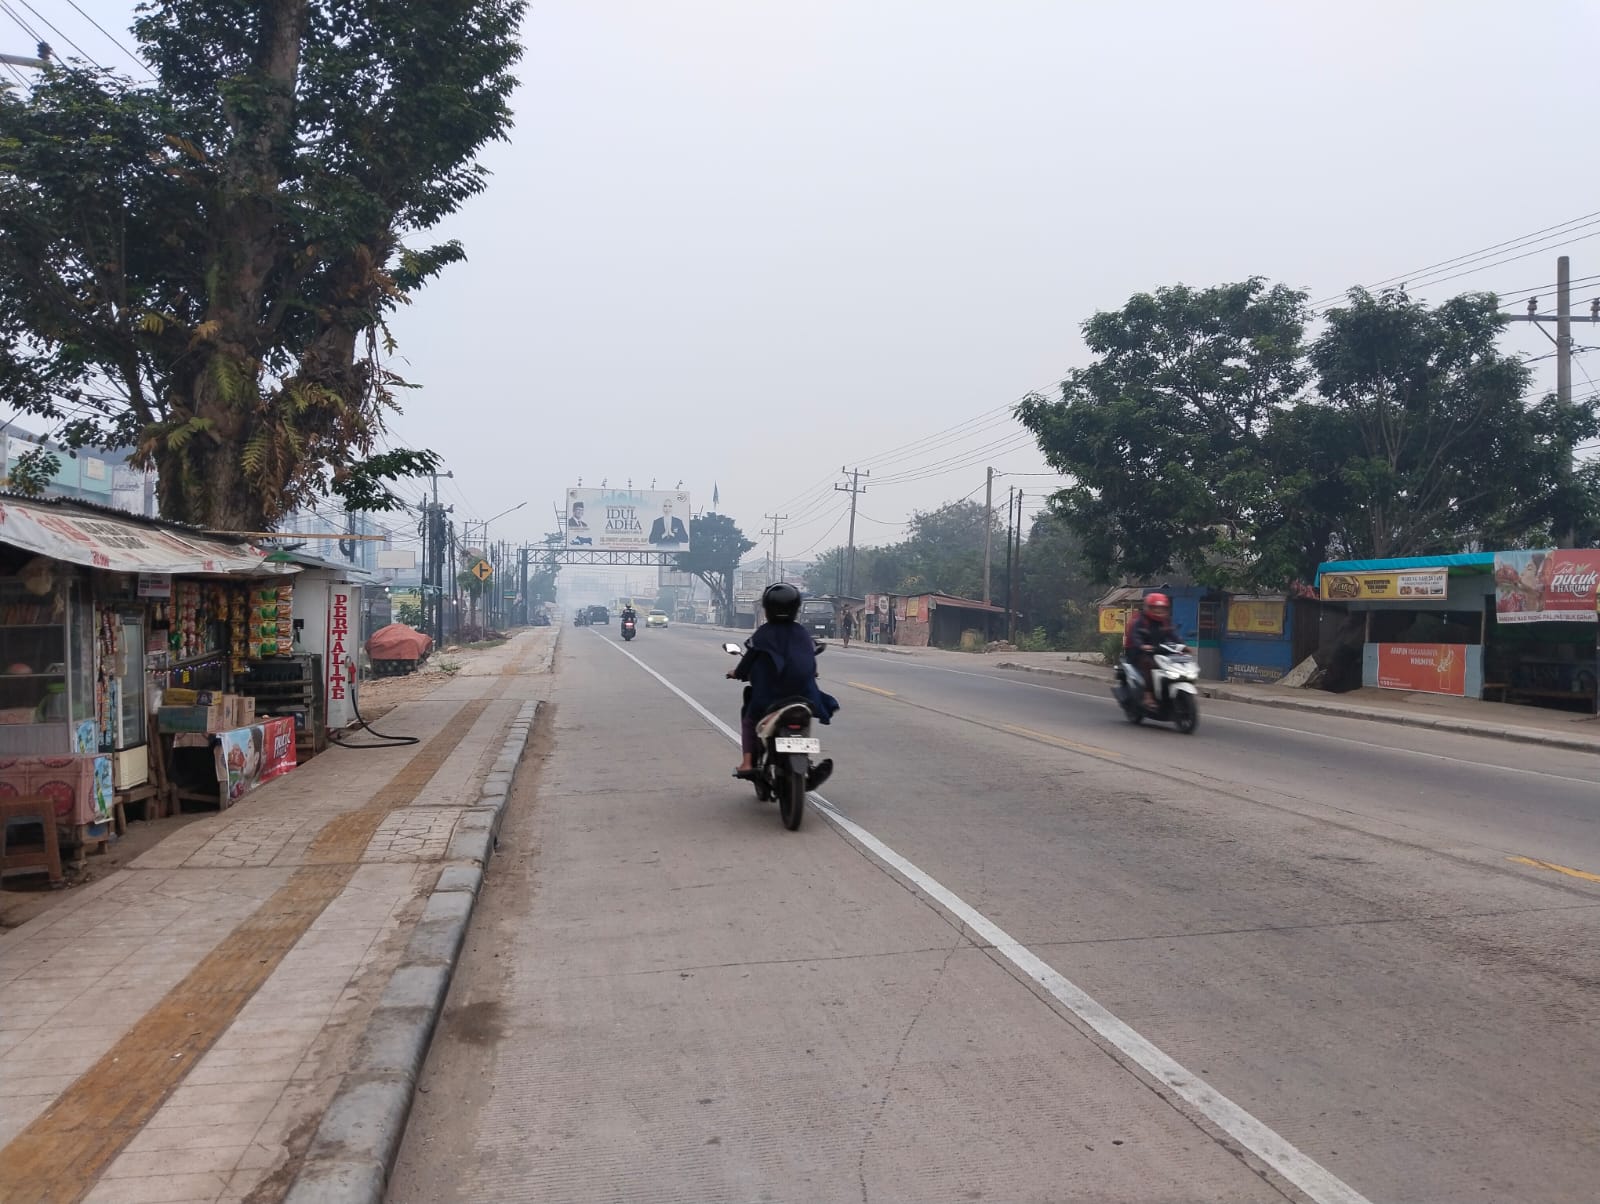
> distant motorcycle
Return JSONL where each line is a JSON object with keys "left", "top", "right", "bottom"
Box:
{"left": 724, "top": 639, "right": 826, "bottom": 831}
{"left": 1113, "top": 641, "right": 1200, "bottom": 733}
{"left": 621, "top": 616, "right": 637, "bottom": 641}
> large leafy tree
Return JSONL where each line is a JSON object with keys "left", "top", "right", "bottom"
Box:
{"left": 674, "top": 513, "right": 756, "bottom": 624}
{"left": 1016, "top": 278, "right": 1310, "bottom": 587}
{"left": 1309, "top": 289, "right": 1598, "bottom": 558}
{"left": 1017, "top": 511, "right": 1101, "bottom": 648}
{"left": 0, "top": 0, "right": 524, "bottom": 528}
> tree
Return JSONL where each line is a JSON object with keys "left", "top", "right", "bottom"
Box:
{"left": 1309, "top": 288, "right": 1598, "bottom": 558}
{"left": 803, "top": 547, "right": 846, "bottom": 596}
{"left": 1018, "top": 511, "right": 1101, "bottom": 648}
{"left": 0, "top": 0, "right": 524, "bottom": 528}
{"left": 674, "top": 513, "right": 755, "bottom": 623}
{"left": 1016, "top": 278, "right": 1310, "bottom": 586}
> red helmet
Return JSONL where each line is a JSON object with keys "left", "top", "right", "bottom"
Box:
{"left": 1143, "top": 592, "right": 1171, "bottom": 616}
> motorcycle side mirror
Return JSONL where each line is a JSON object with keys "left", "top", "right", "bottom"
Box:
{"left": 723, "top": 642, "right": 743, "bottom": 655}
{"left": 814, "top": 641, "right": 827, "bottom": 653}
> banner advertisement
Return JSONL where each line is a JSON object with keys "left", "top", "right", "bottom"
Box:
{"left": 564, "top": 488, "right": 691, "bottom": 551}
{"left": 1098, "top": 606, "right": 1130, "bottom": 635}
{"left": 1376, "top": 643, "right": 1467, "bottom": 696}
{"left": 0, "top": 497, "right": 273, "bottom": 575}
{"left": 1225, "top": 597, "right": 1286, "bottom": 636}
{"left": 1320, "top": 569, "right": 1448, "bottom": 602}
{"left": 1493, "top": 549, "right": 1600, "bottom": 623}
{"left": 213, "top": 716, "right": 296, "bottom": 802}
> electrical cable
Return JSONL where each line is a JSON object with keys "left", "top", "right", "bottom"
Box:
{"left": 328, "top": 684, "right": 421, "bottom": 747}
{"left": 0, "top": 0, "right": 40, "bottom": 42}
{"left": 60, "top": 0, "right": 154, "bottom": 79}
{"left": 15, "top": 0, "right": 101, "bottom": 69}
{"left": 1309, "top": 209, "right": 1600, "bottom": 308}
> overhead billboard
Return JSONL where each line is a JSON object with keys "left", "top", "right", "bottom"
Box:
{"left": 564, "top": 488, "right": 690, "bottom": 551}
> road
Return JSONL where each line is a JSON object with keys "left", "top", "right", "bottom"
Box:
{"left": 389, "top": 623, "right": 1600, "bottom": 1204}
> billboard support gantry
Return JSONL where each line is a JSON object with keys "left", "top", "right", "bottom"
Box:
{"left": 564, "top": 488, "right": 690, "bottom": 552}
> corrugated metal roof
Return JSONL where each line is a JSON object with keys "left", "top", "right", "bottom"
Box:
{"left": 1314, "top": 552, "right": 1495, "bottom": 584}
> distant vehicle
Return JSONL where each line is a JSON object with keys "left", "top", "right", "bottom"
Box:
{"left": 585, "top": 605, "right": 610, "bottom": 625}
{"left": 646, "top": 610, "right": 669, "bottom": 628}
{"left": 799, "top": 598, "right": 834, "bottom": 638}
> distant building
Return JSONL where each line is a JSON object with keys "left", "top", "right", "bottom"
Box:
{"left": 0, "top": 428, "right": 157, "bottom": 516}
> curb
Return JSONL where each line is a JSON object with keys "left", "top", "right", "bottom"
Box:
{"left": 993, "top": 662, "right": 1600, "bottom": 755}
{"left": 283, "top": 698, "right": 542, "bottom": 1204}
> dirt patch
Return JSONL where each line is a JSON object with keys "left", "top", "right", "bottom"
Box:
{"left": 0, "top": 811, "right": 204, "bottom": 930}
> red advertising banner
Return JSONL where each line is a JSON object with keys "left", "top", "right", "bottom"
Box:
{"left": 214, "top": 716, "right": 297, "bottom": 803}
{"left": 1376, "top": 643, "right": 1468, "bottom": 696}
{"left": 1493, "top": 549, "right": 1600, "bottom": 623}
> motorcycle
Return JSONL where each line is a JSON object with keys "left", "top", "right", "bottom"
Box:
{"left": 1113, "top": 641, "right": 1200, "bottom": 733}
{"left": 724, "top": 639, "right": 826, "bottom": 831}
{"left": 621, "top": 616, "right": 637, "bottom": 641}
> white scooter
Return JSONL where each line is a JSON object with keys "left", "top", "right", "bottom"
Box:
{"left": 1113, "top": 641, "right": 1200, "bottom": 733}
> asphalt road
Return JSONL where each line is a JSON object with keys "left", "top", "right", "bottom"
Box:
{"left": 390, "top": 623, "right": 1600, "bottom": 1204}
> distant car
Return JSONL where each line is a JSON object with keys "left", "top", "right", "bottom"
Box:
{"left": 585, "top": 605, "right": 609, "bottom": 625}
{"left": 646, "top": 610, "right": 669, "bottom": 628}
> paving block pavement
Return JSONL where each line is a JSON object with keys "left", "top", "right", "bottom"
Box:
{"left": 0, "top": 628, "right": 554, "bottom": 1204}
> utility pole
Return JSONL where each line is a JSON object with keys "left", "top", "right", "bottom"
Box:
{"left": 982, "top": 467, "right": 995, "bottom": 603}
{"left": 835, "top": 467, "right": 869, "bottom": 599}
{"left": 762, "top": 513, "right": 788, "bottom": 582}
{"left": 1003, "top": 487, "right": 1015, "bottom": 636}
{"left": 1010, "top": 490, "right": 1024, "bottom": 642}
{"left": 424, "top": 470, "right": 454, "bottom": 644}
{"left": 1506, "top": 256, "right": 1600, "bottom": 545}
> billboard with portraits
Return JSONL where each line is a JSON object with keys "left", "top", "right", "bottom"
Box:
{"left": 565, "top": 488, "right": 691, "bottom": 551}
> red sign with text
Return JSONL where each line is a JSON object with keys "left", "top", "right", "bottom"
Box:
{"left": 327, "top": 589, "right": 350, "bottom": 703}
{"left": 1376, "top": 643, "right": 1468, "bottom": 696}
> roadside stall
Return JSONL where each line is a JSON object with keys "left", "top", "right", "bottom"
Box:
{"left": 0, "top": 497, "right": 304, "bottom": 862}
{"left": 1487, "top": 548, "right": 1600, "bottom": 711}
{"left": 1315, "top": 549, "right": 1599, "bottom": 710}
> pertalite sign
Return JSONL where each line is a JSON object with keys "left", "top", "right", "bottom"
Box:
{"left": 564, "top": 488, "right": 691, "bottom": 551}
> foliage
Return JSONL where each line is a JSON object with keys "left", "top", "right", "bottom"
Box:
{"left": 0, "top": 0, "right": 524, "bottom": 529}
{"left": 1309, "top": 288, "right": 1597, "bottom": 557}
{"left": 803, "top": 546, "right": 846, "bottom": 596}
{"left": 674, "top": 513, "right": 756, "bottom": 623}
{"left": 394, "top": 599, "right": 423, "bottom": 627}
{"left": 1012, "top": 626, "right": 1054, "bottom": 652}
{"left": 1019, "top": 279, "right": 1600, "bottom": 587}
{"left": 1016, "top": 278, "right": 1310, "bottom": 588}
{"left": 1017, "top": 510, "right": 1101, "bottom": 649}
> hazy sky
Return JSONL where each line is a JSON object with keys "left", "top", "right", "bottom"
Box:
{"left": 13, "top": 1, "right": 1600, "bottom": 566}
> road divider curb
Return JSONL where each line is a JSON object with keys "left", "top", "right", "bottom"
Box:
{"left": 283, "top": 699, "right": 542, "bottom": 1204}
{"left": 994, "top": 661, "right": 1600, "bottom": 755}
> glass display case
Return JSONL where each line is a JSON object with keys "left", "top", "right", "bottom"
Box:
{"left": 0, "top": 574, "right": 92, "bottom": 755}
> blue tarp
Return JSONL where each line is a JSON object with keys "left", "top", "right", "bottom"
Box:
{"left": 1314, "top": 552, "right": 1495, "bottom": 585}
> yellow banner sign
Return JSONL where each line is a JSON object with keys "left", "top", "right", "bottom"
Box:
{"left": 1226, "top": 599, "right": 1285, "bottom": 636}
{"left": 1319, "top": 569, "right": 1447, "bottom": 602}
{"left": 1098, "top": 606, "right": 1130, "bottom": 635}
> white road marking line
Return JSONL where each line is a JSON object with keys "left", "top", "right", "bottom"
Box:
{"left": 834, "top": 652, "right": 1598, "bottom": 786}
{"left": 595, "top": 632, "right": 1374, "bottom": 1204}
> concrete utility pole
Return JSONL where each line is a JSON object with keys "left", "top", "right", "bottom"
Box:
{"left": 425, "top": 471, "right": 454, "bottom": 645}
{"left": 835, "top": 467, "right": 869, "bottom": 598}
{"left": 1506, "top": 256, "right": 1600, "bottom": 545}
{"left": 1010, "top": 490, "right": 1023, "bottom": 642}
{"left": 982, "top": 466, "right": 995, "bottom": 604}
{"left": 1003, "top": 487, "right": 1015, "bottom": 632}
{"left": 761, "top": 514, "right": 788, "bottom": 582}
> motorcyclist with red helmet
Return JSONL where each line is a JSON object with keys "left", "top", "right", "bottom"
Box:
{"left": 1125, "top": 592, "right": 1178, "bottom": 711}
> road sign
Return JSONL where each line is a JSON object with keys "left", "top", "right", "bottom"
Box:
{"left": 471, "top": 560, "right": 493, "bottom": 583}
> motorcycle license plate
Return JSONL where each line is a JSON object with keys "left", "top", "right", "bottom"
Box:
{"left": 773, "top": 737, "right": 820, "bottom": 754}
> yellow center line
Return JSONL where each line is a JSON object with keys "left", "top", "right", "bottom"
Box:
{"left": 1507, "top": 855, "right": 1600, "bottom": 884}
{"left": 999, "top": 722, "right": 1121, "bottom": 759}
{"left": 847, "top": 681, "right": 897, "bottom": 697}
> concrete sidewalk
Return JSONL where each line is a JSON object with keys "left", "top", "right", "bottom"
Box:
{"left": 821, "top": 638, "right": 1600, "bottom": 754}
{"left": 0, "top": 628, "right": 555, "bottom": 1204}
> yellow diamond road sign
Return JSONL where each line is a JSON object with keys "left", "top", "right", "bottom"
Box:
{"left": 472, "top": 560, "right": 493, "bottom": 582}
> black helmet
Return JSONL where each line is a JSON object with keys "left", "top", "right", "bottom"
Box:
{"left": 761, "top": 582, "right": 801, "bottom": 622}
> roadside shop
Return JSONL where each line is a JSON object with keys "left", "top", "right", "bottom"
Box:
{"left": 0, "top": 497, "right": 337, "bottom": 879}
{"left": 1316, "top": 549, "right": 1600, "bottom": 710}
{"left": 864, "top": 592, "right": 1011, "bottom": 649}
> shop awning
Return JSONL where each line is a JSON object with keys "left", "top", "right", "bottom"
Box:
{"left": 0, "top": 495, "right": 274, "bottom": 575}
{"left": 1315, "top": 552, "right": 1493, "bottom": 585}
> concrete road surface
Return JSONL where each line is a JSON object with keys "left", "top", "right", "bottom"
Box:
{"left": 389, "top": 624, "right": 1600, "bottom": 1204}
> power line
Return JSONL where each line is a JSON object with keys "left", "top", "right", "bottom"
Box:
{"left": 0, "top": 0, "right": 40, "bottom": 43}
{"left": 60, "top": 0, "right": 154, "bottom": 79}
{"left": 1310, "top": 208, "right": 1600, "bottom": 309}
{"left": 14, "top": 0, "right": 101, "bottom": 69}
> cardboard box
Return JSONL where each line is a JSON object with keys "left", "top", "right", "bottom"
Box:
{"left": 158, "top": 705, "right": 226, "bottom": 734}
{"left": 236, "top": 696, "right": 256, "bottom": 725}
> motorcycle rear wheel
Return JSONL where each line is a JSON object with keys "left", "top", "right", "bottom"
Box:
{"left": 779, "top": 768, "right": 806, "bottom": 830}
